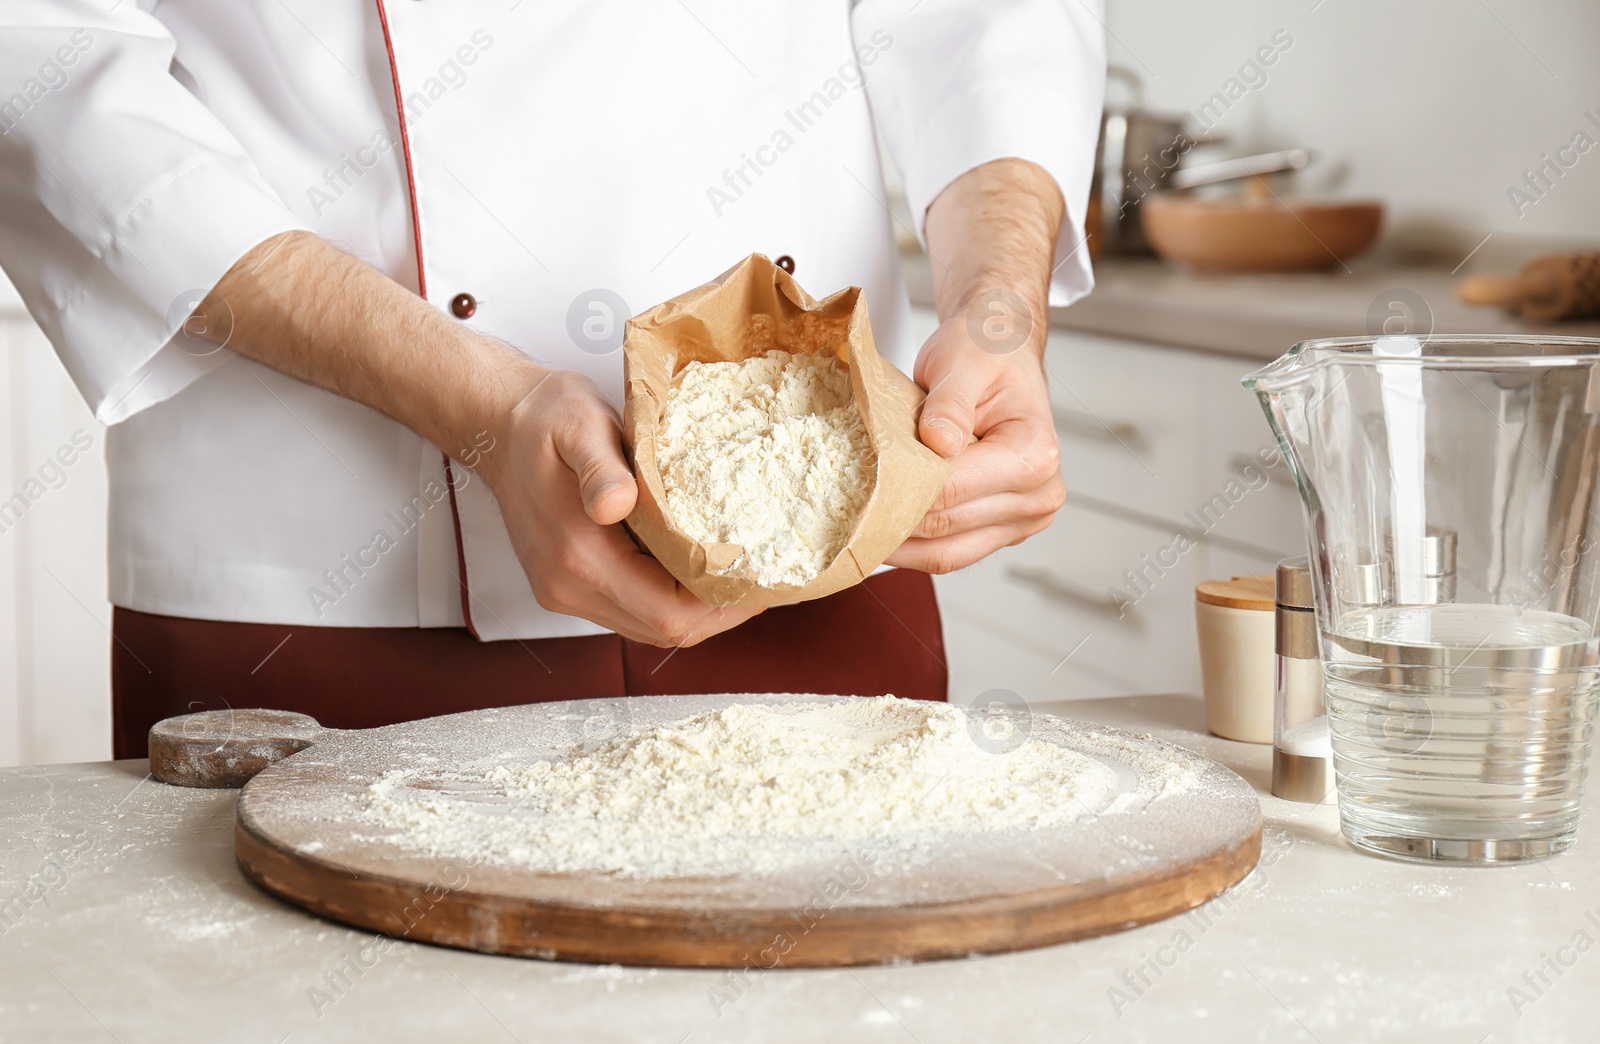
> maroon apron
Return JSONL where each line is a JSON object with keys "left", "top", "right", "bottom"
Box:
{"left": 111, "top": 568, "right": 947, "bottom": 758}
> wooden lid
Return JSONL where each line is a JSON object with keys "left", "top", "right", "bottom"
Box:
{"left": 1195, "top": 575, "right": 1275, "bottom": 611}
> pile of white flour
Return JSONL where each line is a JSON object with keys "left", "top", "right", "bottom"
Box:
{"left": 358, "top": 697, "right": 1197, "bottom": 879}
{"left": 656, "top": 350, "right": 872, "bottom": 587}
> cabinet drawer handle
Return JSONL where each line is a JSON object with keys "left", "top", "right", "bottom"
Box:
{"left": 1006, "top": 566, "right": 1127, "bottom": 619}
{"left": 1051, "top": 406, "right": 1145, "bottom": 450}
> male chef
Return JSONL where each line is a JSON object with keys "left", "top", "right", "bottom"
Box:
{"left": 0, "top": 2, "right": 1104, "bottom": 756}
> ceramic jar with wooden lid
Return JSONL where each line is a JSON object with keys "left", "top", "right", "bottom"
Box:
{"left": 1195, "top": 575, "right": 1276, "bottom": 743}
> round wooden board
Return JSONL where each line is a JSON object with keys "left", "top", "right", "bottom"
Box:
{"left": 235, "top": 694, "right": 1262, "bottom": 967}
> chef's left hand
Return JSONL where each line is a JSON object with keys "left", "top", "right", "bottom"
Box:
{"left": 887, "top": 301, "right": 1064, "bottom": 574}
{"left": 887, "top": 157, "right": 1068, "bottom": 576}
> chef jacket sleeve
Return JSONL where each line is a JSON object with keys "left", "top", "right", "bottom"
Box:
{"left": 852, "top": 0, "right": 1105, "bottom": 307}
{"left": 0, "top": 5, "right": 310, "bottom": 424}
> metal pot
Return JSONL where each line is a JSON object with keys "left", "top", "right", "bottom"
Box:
{"left": 1092, "top": 66, "right": 1309, "bottom": 256}
{"left": 1093, "top": 65, "right": 1191, "bottom": 255}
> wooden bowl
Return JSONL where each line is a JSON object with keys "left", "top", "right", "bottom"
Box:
{"left": 1142, "top": 194, "right": 1384, "bottom": 273}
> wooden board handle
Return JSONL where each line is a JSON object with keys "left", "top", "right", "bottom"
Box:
{"left": 149, "top": 709, "right": 324, "bottom": 789}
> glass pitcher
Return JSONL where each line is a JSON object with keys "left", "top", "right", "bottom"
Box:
{"left": 1245, "top": 335, "right": 1600, "bottom": 864}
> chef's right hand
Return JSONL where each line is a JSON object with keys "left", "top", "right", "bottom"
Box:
{"left": 480, "top": 367, "right": 764, "bottom": 648}
{"left": 199, "top": 233, "right": 756, "bottom": 647}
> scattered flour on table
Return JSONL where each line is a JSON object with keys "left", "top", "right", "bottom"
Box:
{"left": 657, "top": 350, "right": 873, "bottom": 586}
{"left": 357, "top": 696, "right": 1202, "bottom": 879}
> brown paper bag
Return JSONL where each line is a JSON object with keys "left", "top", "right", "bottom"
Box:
{"left": 622, "top": 253, "right": 952, "bottom": 607}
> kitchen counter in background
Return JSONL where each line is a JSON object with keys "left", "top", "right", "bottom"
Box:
{"left": 902, "top": 251, "right": 1600, "bottom": 360}
{"left": 2, "top": 693, "right": 1594, "bottom": 1044}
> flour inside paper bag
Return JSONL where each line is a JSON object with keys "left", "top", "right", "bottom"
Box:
{"left": 656, "top": 349, "right": 874, "bottom": 587}
{"left": 623, "top": 253, "right": 951, "bottom": 607}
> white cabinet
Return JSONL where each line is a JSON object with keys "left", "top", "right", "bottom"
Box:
{"left": 926, "top": 307, "right": 1306, "bottom": 705}
{"left": 1194, "top": 355, "right": 1307, "bottom": 560}
{"left": 1043, "top": 330, "right": 1202, "bottom": 524}
{"left": 0, "top": 309, "right": 111, "bottom": 767}
{"left": 938, "top": 502, "right": 1202, "bottom": 705}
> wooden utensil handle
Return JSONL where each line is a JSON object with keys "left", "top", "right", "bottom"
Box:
{"left": 1455, "top": 273, "right": 1533, "bottom": 309}
{"left": 1456, "top": 253, "right": 1600, "bottom": 322}
{"left": 149, "top": 709, "right": 324, "bottom": 788}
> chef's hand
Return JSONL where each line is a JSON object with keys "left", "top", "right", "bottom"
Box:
{"left": 482, "top": 368, "right": 765, "bottom": 648}
{"left": 888, "top": 158, "right": 1068, "bottom": 575}
{"left": 887, "top": 313, "right": 1064, "bottom": 574}
{"left": 198, "top": 230, "right": 757, "bottom": 648}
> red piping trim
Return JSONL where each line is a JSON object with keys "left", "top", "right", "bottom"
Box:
{"left": 442, "top": 458, "right": 477, "bottom": 638}
{"left": 374, "top": 0, "right": 479, "bottom": 638}
{"left": 372, "top": 0, "right": 426, "bottom": 302}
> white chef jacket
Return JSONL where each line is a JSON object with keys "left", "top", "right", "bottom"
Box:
{"left": 0, "top": 0, "right": 1103, "bottom": 640}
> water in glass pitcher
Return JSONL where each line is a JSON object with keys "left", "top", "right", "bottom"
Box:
{"left": 1323, "top": 602, "right": 1600, "bottom": 863}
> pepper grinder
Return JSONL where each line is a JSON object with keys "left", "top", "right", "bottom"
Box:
{"left": 1272, "top": 557, "right": 1334, "bottom": 803}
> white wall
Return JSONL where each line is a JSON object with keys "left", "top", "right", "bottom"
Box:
{"left": 0, "top": 286, "right": 111, "bottom": 767}
{"left": 1105, "top": 0, "right": 1600, "bottom": 257}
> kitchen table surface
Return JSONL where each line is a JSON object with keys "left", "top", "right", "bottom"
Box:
{"left": 2, "top": 694, "right": 1595, "bottom": 1043}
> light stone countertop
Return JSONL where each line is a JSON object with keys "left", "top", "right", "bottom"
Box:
{"left": 2, "top": 693, "right": 1596, "bottom": 1044}
{"left": 901, "top": 251, "right": 1600, "bottom": 361}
